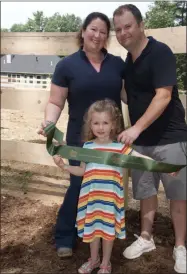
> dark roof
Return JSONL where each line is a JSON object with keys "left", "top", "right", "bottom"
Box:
{"left": 1, "top": 55, "right": 61, "bottom": 74}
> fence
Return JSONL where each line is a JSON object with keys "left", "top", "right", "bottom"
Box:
{"left": 1, "top": 26, "right": 186, "bottom": 203}
{"left": 0, "top": 75, "right": 51, "bottom": 89}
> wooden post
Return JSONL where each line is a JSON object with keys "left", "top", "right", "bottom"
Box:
{"left": 122, "top": 104, "right": 131, "bottom": 210}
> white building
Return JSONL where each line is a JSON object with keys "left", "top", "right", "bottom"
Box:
{"left": 1, "top": 54, "right": 61, "bottom": 89}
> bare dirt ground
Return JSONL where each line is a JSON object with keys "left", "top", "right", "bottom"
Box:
{"left": 1, "top": 109, "right": 177, "bottom": 274}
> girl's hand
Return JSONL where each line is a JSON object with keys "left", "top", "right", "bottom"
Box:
{"left": 53, "top": 155, "right": 67, "bottom": 170}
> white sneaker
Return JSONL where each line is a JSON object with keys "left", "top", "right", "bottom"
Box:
{"left": 123, "top": 234, "right": 156, "bottom": 259}
{"left": 173, "top": 246, "right": 186, "bottom": 273}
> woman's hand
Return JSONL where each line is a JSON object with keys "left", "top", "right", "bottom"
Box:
{"left": 37, "top": 120, "right": 52, "bottom": 137}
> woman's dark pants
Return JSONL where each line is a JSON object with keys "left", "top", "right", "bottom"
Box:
{"left": 54, "top": 122, "right": 82, "bottom": 250}
{"left": 54, "top": 159, "right": 82, "bottom": 249}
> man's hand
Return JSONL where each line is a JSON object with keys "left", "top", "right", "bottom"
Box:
{"left": 117, "top": 125, "right": 141, "bottom": 145}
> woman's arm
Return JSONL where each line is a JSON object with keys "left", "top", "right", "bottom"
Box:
{"left": 45, "top": 83, "right": 68, "bottom": 123}
{"left": 38, "top": 84, "right": 68, "bottom": 136}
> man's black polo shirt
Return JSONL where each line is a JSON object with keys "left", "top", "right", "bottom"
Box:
{"left": 125, "top": 36, "right": 187, "bottom": 146}
{"left": 52, "top": 49, "right": 125, "bottom": 143}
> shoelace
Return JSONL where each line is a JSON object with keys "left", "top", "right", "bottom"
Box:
{"left": 133, "top": 234, "right": 144, "bottom": 247}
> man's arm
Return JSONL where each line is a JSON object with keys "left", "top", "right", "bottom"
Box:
{"left": 118, "top": 43, "right": 176, "bottom": 145}
{"left": 118, "top": 86, "right": 172, "bottom": 144}
{"left": 134, "top": 86, "right": 172, "bottom": 132}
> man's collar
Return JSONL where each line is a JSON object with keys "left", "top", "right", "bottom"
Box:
{"left": 126, "top": 36, "right": 156, "bottom": 62}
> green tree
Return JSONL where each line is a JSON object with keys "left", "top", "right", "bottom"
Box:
{"left": 44, "top": 12, "right": 62, "bottom": 32}
{"left": 144, "top": 1, "right": 186, "bottom": 90}
{"left": 26, "top": 11, "right": 48, "bottom": 32}
{"left": 145, "top": 1, "right": 176, "bottom": 29}
{"left": 10, "top": 23, "right": 28, "bottom": 32}
{"left": 175, "top": 1, "right": 187, "bottom": 26}
{"left": 10, "top": 12, "right": 47, "bottom": 32}
{"left": 45, "top": 13, "right": 82, "bottom": 32}
{"left": 59, "top": 14, "right": 82, "bottom": 32}
{"left": 1, "top": 28, "right": 9, "bottom": 32}
{"left": 9, "top": 11, "right": 82, "bottom": 32}
{"left": 174, "top": 1, "right": 187, "bottom": 90}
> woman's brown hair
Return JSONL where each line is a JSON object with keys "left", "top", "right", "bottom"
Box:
{"left": 77, "top": 12, "right": 111, "bottom": 47}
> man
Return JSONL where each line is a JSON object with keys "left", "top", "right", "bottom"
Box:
{"left": 113, "top": 4, "right": 186, "bottom": 274}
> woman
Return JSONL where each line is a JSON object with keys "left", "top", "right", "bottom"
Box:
{"left": 38, "top": 12, "right": 127, "bottom": 258}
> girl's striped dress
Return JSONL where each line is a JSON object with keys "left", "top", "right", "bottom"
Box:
{"left": 76, "top": 141, "right": 132, "bottom": 243}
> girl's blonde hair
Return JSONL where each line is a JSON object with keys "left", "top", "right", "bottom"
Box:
{"left": 82, "top": 99, "right": 124, "bottom": 142}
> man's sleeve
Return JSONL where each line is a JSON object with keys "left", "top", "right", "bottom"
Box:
{"left": 151, "top": 44, "right": 177, "bottom": 89}
{"left": 51, "top": 58, "right": 69, "bottom": 88}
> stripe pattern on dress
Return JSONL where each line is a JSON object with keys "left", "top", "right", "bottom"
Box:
{"left": 76, "top": 141, "right": 132, "bottom": 243}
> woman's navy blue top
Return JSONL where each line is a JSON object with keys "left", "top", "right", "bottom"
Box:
{"left": 52, "top": 48, "right": 125, "bottom": 145}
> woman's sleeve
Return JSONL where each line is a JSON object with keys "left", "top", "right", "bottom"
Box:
{"left": 51, "top": 58, "right": 70, "bottom": 88}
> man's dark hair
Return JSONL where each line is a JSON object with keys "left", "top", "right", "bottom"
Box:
{"left": 113, "top": 4, "right": 143, "bottom": 25}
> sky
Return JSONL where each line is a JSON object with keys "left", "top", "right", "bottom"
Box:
{"left": 1, "top": 1, "right": 153, "bottom": 29}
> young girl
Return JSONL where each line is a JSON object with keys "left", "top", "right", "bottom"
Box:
{"left": 53, "top": 99, "right": 155, "bottom": 274}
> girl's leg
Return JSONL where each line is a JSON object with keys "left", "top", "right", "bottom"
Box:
{"left": 90, "top": 237, "right": 101, "bottom": 262}
{"left": 78, "top": 238, "right": 100, "bottom": 274}
{"left": 101, "top": 239, "right": 114, "bottom": 267}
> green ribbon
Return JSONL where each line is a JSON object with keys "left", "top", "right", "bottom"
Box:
{"left": 44, "top": 123, "right": 186, "bottom": 173}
